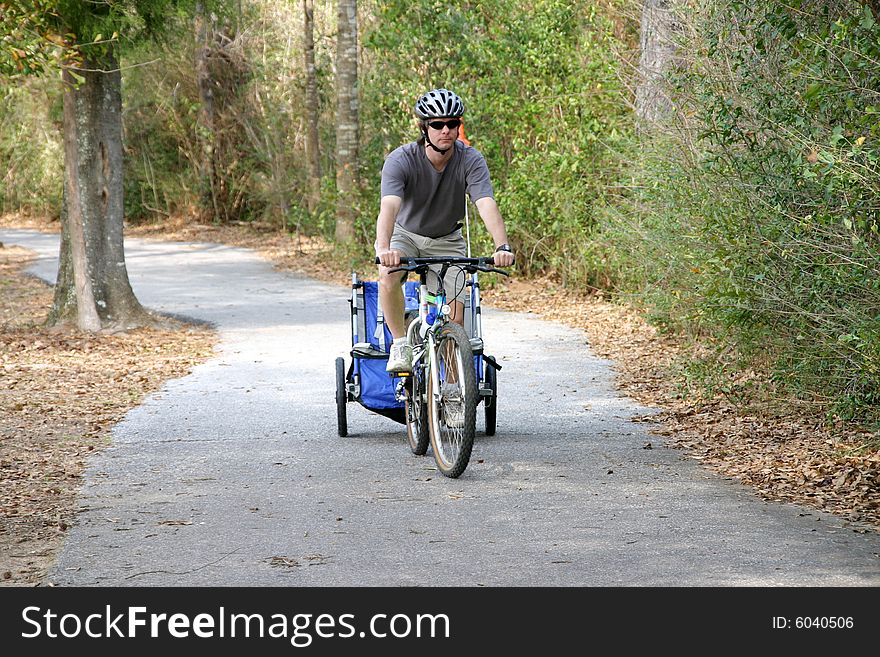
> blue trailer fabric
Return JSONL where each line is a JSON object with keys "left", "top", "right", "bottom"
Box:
{"left": 355, "top": 281, "right": 419, "bottom": 411}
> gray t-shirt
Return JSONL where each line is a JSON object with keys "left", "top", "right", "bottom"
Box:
{"left": 380, "top": 140, "right": 495, "bottom": 238}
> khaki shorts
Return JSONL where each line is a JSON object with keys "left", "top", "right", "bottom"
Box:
{"left": 382, "top": 224, "right": 469, "bottom": 303}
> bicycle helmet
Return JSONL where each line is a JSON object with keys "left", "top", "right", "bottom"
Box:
{"left": 414, "top": 88, "right": 464, "bottom": 120}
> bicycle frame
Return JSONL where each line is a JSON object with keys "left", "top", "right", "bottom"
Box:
{"left": 407, "top": 263, "right": 455, "bottom": 404}
{"left": 382, "top": 255, "right": 508, "bottom": 478}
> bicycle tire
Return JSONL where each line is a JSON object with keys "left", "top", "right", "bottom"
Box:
{"left": 405, "top": 373, "right": 429, "bottom": 454}
{"left": 403, "top": 313, "right": 429, "bottom": 454}
{"left": 484, "top": 362, "right": 497, "bottom": 436}
{"left": 427, "top": 322, "right": 477, "bottom": 478}
{"left": 335, "top": 357, "right": 348, "bottom": 437}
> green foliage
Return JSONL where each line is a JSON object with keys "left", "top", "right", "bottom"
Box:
{"left": 0, "top": 1, "right": 63, "bottom": 76}
{"left": 8, "top": 0, "right": 875, "bottom": 424}
{"left": 119, "top": 1, "right": 316, "bottom": 225}
{"left": 596, "top": 0, "right": 880, "bottom": 422}
{"left": 0, "top": 0, "right": 201, "bottom": 78}
{"left": 121, "top": 57, "right": 198, "bottom": 220}
{"left": 0, "top": 0, "right": 213, "bottom": 217}
{"left": 0, "top": 78, "right": 62, "bottom": 214}
{"left": 362, "top": 0, "right": 634, "bottom": 279}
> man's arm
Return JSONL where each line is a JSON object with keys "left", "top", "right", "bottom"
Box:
{"left": 474, "top": 196, "right": 514, "bottom": 266}
{"left": 376, "top": 195, "right": 403, "bottom": 267}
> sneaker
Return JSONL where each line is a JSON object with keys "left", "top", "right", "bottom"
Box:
{"left": 442, "top": 382, "right": 465, "bottom": 428}
{"left": 386, "top": 340, "right": 413, "bottom": 374}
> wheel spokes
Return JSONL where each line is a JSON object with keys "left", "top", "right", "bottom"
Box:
{"left": 433, "top": 334, "right": 467, "bottom": 465}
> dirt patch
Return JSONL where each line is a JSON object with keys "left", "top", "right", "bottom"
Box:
{"left": 1, "top": 212, "right": 877, "bottom": 587}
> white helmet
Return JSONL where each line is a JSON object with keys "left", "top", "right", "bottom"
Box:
{"left": 415, "top": 88, "right": 464, "bottom": 119}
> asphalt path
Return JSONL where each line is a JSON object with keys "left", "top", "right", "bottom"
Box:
{"left": 3, "top": 228, "right": 879, "bottom": 587}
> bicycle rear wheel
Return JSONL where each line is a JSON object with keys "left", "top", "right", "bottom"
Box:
{"left": 406, "top": 359, "right": 429, "bottom": 456}
{"left": 427, "top": 322, "right": 477, "bottom": 478}
{"left": 405, "top": 372, "right": 429, "bottom": 454}
{"left": 404, "top": 313, "right": 429, "bottom": 454}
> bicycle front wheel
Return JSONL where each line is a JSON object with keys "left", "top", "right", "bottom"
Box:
{"left": 427, "top": 322, "right": 477, "bottom": 478}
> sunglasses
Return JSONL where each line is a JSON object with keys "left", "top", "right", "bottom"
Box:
{"left": 427, "top": 119, "right": 461, "bottom": 131}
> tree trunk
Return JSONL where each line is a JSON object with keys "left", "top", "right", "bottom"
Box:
{"left": 304, "top": 0, "right": 322, "bottom": 214}
{"left": 635, "top": 0, "right": 680, "bottom": 128}
{"left": 195, "top": 2, "right": 220, "bottom": 222}
{"left": 49, "top": 51, "right": 153, "bottom": 331}
{"left": 334, "top": 0, "right": 358, "bottom": 244}
{"left": 195, "top": 6, "right": 248, "bottom": 224}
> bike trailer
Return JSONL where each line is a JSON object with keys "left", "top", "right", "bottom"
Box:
{"left": 335, "top": 274, "right": 419, "bottom": 435}
{"left": 335, "top": 270, "right": 499, "bottom": 437}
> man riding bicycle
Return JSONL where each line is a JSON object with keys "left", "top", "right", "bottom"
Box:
{"left": 375, "top": 88, "right": 515, "bottom": 374}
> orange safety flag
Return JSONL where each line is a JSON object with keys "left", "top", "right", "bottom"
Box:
{"left": 457, "top": 122, "right": 471, "bottom": 146}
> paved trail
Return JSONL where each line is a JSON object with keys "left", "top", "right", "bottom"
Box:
{"left": 3, "top": 228, "right": 879, "bottom": 586}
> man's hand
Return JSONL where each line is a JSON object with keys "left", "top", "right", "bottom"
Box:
{"left": 376, "top": 248, "right": 402, "bottom": 268}
{"left": 493, "top": 248, "right": 515, "bottom": 267}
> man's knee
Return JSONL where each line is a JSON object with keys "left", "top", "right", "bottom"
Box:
{"left": 379, "top": 270, "right": 403, "bottom": 295}
{"left": 378, "top": 269, "right": 405, "bottom": 291}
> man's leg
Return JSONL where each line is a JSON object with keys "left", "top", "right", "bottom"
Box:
{"left": 378, "top": 267, "right": 406, "bottom": 338}
{"left": 378, "top": 258, "right": 414, "bottom": 374}
{"left": 380, "top": 225, "right": 419, "bottom": 340}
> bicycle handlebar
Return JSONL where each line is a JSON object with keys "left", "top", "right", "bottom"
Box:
{"left": 375, "top": 255, "right": 510, "bottom": 277}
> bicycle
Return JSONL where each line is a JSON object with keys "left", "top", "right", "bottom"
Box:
{"left": 381, "top": 255, "right": 509, "bottom": 478}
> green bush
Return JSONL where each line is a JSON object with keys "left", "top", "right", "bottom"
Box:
{"left": 594, "top": 0, "right": 880, "bottom": 422}
{"left": 0, "top": 78, "right": 63, "bottom": 216}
